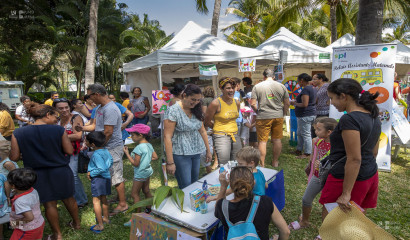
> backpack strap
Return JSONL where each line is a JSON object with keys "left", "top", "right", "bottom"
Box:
{"left": 222, "top": 199, "right": 233, "bottom": 227}
{"left": 245, "top": 195, "right": 261, "bottom": 223}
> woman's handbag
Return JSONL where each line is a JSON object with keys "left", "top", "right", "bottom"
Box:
{"left": 318, "top": 118, "right": 375, "bottom": 189}
{"left": 77, "top": 151, "right": 90, "bottom": 174}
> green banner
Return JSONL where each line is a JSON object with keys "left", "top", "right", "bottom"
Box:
{"left": 199, "top": 64, "right": 218, "bottom": 76}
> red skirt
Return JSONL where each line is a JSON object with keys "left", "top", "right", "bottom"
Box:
{"left": 319, "top": 172, "right": 378, "bottom": 209}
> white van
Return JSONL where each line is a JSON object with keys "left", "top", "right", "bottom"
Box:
{"left": 0, "top": 81, "right": 24, "bottom": 111}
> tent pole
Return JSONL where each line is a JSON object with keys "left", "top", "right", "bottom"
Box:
{"left": 212, "top": 75, "right": 218, "bottom": 97}
{"left": 157, "top": 64, "right": 168, "bottom": 185}
{"left": 157, "top": 64, "right": 163, "bottom": 89}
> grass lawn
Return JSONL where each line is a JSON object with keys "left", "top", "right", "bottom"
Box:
{"left": 3, "top": 134, "right": 409, "bottom": 239}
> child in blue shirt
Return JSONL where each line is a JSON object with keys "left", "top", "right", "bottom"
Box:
{"left": 123, "top": 124, "right": 158, "bottom": 226}
{"left": 207, "top": 146, "right": 268, "bottom": 203}
{"left": 86, "top": 131, "right": 113, "bottom": 233}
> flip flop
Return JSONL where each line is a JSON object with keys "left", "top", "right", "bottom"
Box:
{"left": 124, "top": 220, "right": 132, "bottom": 227}
{"left": 109, "top": 207, "right": 129, "bottom": 216}
{"left": 90, "top": 225, "right": 103, "bottom": 234}
{"left": 95, "top": 216, "right": 111, "bottom": 224}
{"left": 288, "top": 221, "right": 309, "bottom": 231}
{"left": 67, "top": 221, "right": 81, "bottom": 230}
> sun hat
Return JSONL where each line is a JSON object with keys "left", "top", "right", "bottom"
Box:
{"left": 319, "top": 206, "right": 395, "bottom": 240}
{"left": 125, "top": 124, "right": 151, "bottom": 135}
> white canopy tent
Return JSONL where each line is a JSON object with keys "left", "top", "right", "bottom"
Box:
{"left": 325, "top": 33, "right": 410, "bottom": 78}
{"left": 123, "top": 21, "right": 278, "bottom": 91}
{"left": 256, "top": 27, "right": 331, "bottom": 64}
{"left": 255, "top": 27, "right": 332, "bottom": 80}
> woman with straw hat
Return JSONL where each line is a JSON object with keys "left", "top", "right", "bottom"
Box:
{"left": 317, "top": 78, "right": 382, "bottom": 240}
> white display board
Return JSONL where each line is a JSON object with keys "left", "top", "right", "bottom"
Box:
{"left": 330, "top": 44, "right": 397, "bottom": 171}
{"left": 391, "top": 101, "right": 410, "bottom": 144}
{"left": 152, "top": 166, "right": 278, "bottom": 233}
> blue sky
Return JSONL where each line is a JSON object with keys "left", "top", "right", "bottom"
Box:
{"left": 118, "top": 0, "right": 238, "bottom": 37}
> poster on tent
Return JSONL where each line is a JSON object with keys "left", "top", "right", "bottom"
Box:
{"left": 152, "top": 90, "right": 173, "bottom": 114}
{"left": 239, "top": 58, "right": 256, "bottom": 72}
{"left": 329, "top": 44, "right": 397, "bottom": 171}
{"left": 274, "top": 64, "right": 284, "bottom": 81}
{"left": 199, "top": 64, "right": 218, "bottom": 76}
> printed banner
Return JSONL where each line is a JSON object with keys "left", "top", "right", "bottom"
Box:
{"left": 275, "top": 64, "right": 284, "bottom": 81}
{"left": 152, "top": 90, "right": 173, "bottom": 114}
{"left": 199, "top": 64, "right": 218, "bottom": 76}
{"left": 239, "top": 58, "right": 256, "bottom": 72}
{"left": 391, "top": 101, "right": 410, "bottom": 144}
{"left": 120, "top": 85, "right": 131, "bottom": 92}
{"left": 330, "top": 44, "right": 397, "bottom": 171}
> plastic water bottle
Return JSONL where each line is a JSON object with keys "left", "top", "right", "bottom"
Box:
{"left": 219, "top": 164, "right": 225, "bottom": 174}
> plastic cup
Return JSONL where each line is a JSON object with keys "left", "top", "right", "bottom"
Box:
{"left": 200, "top": 201, "right": 208, "bottom": 214}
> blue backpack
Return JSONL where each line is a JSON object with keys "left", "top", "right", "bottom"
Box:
{"left": 222, "top": 195, "right": 261, "bottom": 240}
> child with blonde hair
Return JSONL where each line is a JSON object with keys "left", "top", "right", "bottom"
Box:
{"left": 0, "top": 141, "right": 18, "bottom": 176}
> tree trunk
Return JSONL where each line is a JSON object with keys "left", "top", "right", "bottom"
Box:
{"left": 330, "top": 1, "right": 337, "bottom": 43}
{"left": 355, "top": 0, "right": 384, "bottom": 45}
{"left": 210, "top": 0, "right": 222, "bottom": 36}
{"left": 84, "top": 0, "right": 99, "bottom": 92}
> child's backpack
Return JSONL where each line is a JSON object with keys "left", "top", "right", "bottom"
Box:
{"left": 222, "top": 195, "right": 261, "bottom": 240}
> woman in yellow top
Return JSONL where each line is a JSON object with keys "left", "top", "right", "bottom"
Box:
{"left": 205, "top": 77, "right": 241, "bottom": 165}
{"left": 0, "top": 103, "right": 15, "bottom": 141}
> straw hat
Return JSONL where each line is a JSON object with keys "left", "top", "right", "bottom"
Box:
{"left": 319, "top": 206, "right": 395, "bottom": 240}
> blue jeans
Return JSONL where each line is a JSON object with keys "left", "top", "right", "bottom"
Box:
{"left": 69, "top": 154, "right": 88, "bottom": 205}
{"left": 296, "top": 116, "right": 315, "bottom": 154}
{"left": 132, "top": 115, "right": 149, "bottom": 125}
{"left": 173, "top": 154, "right": 201, "bottom": 189}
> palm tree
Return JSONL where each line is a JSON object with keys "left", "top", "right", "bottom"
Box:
{"left": 355, "top": 0, "right": 384, "bottom": 44}
{"left": 195, "top": 0, "right": 222, "bottom": 36}
{"left": 382, "top": 22, "right": 410, "bottom": 44}
{"left": 84, "top": 0, "right": 99, "bottom": 90}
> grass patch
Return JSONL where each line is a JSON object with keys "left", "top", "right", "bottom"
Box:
{"left": 3, "top": 135, "right": 409, "bottom": 239}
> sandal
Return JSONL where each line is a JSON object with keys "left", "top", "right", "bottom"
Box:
{"left": 288, "top": 221, "right": 309, "bottom": 231}
{"left": 67, "top": 220, "right": 81, "bottom": 230}
{"left": 109, "top": 207, "right": 129, "bottom": 216}
{"left": 90, "top": 224, "right": 103, "bottom": 234}
{"left": 314, "top": 235, "right": 322, "bottom": 240}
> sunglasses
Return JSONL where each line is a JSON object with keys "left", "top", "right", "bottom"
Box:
{"left": 53, "top": 98, "right": 68, "bottom": 103}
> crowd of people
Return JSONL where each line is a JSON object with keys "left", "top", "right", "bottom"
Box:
{"left": 0, "top": 67, "right": 387, "bottom": 240}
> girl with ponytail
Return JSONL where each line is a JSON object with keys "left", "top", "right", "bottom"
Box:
{"left": 319, "top": 78, "right": 382, "bottom": 231}
{"left": 214, "top": 167, "right": 290, "bottom": 240}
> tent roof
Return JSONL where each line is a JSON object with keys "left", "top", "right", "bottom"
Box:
{"left": 324, "top": 33, "right": 355, "bottom": 51}
{"left": 123, "top": 21, "right": 278, "bottom": 73}
{"left": 256, "top": 27, "right": 331, "bottom": 63}
{"left": 325, "top": 34, "right": 410, "bottom": 64}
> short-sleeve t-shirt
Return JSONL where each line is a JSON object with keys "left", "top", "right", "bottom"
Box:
{"left": 94, "top": 101, "right": 123, "bottom": 149}
{"left": 329, "top": 112, "right": 381, "bottom": 180}
{"left": 10, "top": 188, "right": 45, "bottom": 231}
{"left": 131, "top": 143, "right": 154, "bottom": 179}
{"left": 164, "top": 103, "right": 205, "bottom": 155}
{"left": 253, "top": 169, "right": 266, "bottom": 196}
{"left": 251, "top": 79, "right": 289, "bottom": 119}
{"left": 295, "top": 85, "right": 317, "bottom": 117}
{"left": 214, "top": 195, "right": 274, "bottom": 240}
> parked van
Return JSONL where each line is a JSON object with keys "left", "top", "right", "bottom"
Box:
{"left": 0, "top": 81, "right": 24, "bottom": 111}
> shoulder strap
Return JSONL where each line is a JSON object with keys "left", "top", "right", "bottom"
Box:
{"left": 246, "top": 195, "right": 261, "bottom": 223}
{"left": 222, "top": 199, "right": 233, "bottom": 227}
